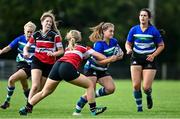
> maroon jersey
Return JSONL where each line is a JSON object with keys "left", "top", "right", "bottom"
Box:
{"left": 59, "top": 45, "right": 94, "bottom": 69}
{"left": 27, "top": 30, "right": 63, "bottom": 64}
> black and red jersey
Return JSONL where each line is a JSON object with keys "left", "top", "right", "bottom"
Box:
{"left": 27, "top": 30, "right": 63, "bottom": 64}
{"left": 59, "top": 45, "right": 94, "bottom": 69}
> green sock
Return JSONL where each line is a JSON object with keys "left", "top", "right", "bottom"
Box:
{"left": 5, "top": 86, "right": 15, "bottom": 102}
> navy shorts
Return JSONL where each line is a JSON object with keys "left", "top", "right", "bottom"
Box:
{"left": 17, "top": 61, "right": 31, "bottom": 77}
{"left": 31, "top": 56, "right": 54, "bottom": 77}
{"left": 83, "top": 68, "right": 111, "bottom": 79}
{"left": 48, "top": 61, "right": 80, "bottom": 82}
{"left": 130, "top": 52, "right": 157, "bottom": 69}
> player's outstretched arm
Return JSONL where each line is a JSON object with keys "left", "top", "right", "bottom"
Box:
{"left": 0, "top": 46, "right": 11, "bottom": 55}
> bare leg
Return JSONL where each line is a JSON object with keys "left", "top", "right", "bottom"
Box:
{"left": 143, "top": 69, "right": 156, "bottom": 109}
{"left": 131, "top": 65, "right": 143, "bottom": 112}
{"left": 1, "top": 69, "right": 28, "bottom": 109}
{"left": 70, "top": 74, "right": 107, "bottom": 115}
{"left": 29, "top": 78, "right": 59, "bottom": 105}
{"left": 73, "top": 76, "right": 97, "bottom": 114}
{"left": 19, "top": 78, "right": 59, "bottom": 115}
{"left": 96, "top": 76, "right": 115, "bottom": 97}
{"left": 69, "top": 74, "right": 95, "bottom": 103}
{"left": 28, "top": 69, "right": 42, "bottom": 101}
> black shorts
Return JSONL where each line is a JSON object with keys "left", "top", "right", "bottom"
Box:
{"left": 17, "top": 61, "right": 31, "bottom": 77}
{"left": 31, "top": 56, "right": 54, "bottom": 77}
{"left": 48, "top": 61, "right": 80, "bottom": 82}
{"left": 83, "top": 68, "right": 110, "bottom": 79}
{"left": 130, "top": 52, "right": 157, "bottom": 69}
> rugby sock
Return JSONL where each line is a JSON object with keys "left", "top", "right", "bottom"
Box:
{"left": 25, "top": 102, "right": 33, "bottom": 113}
{"left": 26, "top": 102, "right": 33, "bottom": 109}
{"left": 133, "top": 90, "right": 143, "bottom": 111}
{"left": 75, "top": 96, "right": 88, "bottom": 113}
{"left": 95, "top": 87, "right": 107, "bottom": 97}
{"left": 24, "top": 88, "right": 30, "bottom": 99}
{"left": 5, "top": 86, "right": 15, "bottom": 102}
{"left": 144, "top": 88, "right": 152, "bottom": 97}
{"left": 144, "top": 88, "right": 153, "bottom": 109}
{"left": 89, "top": 102, "right": 96, "bottom": 112}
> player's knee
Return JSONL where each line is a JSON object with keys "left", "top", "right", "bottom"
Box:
{"left": 106, "top": 86, "right": 115, "bottom": 94}
{"left": 133, "top": 84, "right": 141, "bottom": 90}
{"left": 41, "top": 91, "right": 49, "bottom": 97}
{"left": 9, "top": 76, "right": 16, "bottom": 83}
{"left": 143, "top": 86, "right": 151, "bottom": 92}
{"left": 31, "top": 85, "right": 41, "bottom": 92}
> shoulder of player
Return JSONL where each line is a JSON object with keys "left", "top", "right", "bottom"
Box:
{"left": 75, "top": 44, "right": 86, "bottom": 49}
{"left": 129, "top": 25, "right": 140, "bottom": 32}
{"left": 13, "top": 34, "right": 26, "bottom": 41}
{"left": 149, "top": 25, "right": 159, "bottom": 32}
{"left": 94, "top": 40, "right": 104, "bottom": 45}
{"left": 131, "top": 25, "right": 139, "bottom": 29}
{"left": 32, "top": 31, "right": 41, "bottom": 37}
{"left": 33, "top": 30, "right": 59, "bottom": 39}
{"left": 75, "top": 44, "right": 92, "bottom": 52}
{"left": 48, "top": 30, "right": 59, "bottom": 36}
{"left": 110, "top": 37, "right": 118, "bottom": 42}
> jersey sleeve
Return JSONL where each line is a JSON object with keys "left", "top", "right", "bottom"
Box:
{"left": 83, "top": 46, "right": 95, "bottom": 59}
{"left": 93, "top": 41, "right": 103, "bottom": 53}
{"left": 9, "top": 37, "right": 20, "bottom": 48}
{"left": 113, "top": 38, "right": 120, "bottom": 47}
{"left": 26, "top": 36, "right": 35, "bottom": 47}
{"left": 127, "top": 27, "right": 135, "bottom": 43}
{"left": 153, "top": 27, "right": 164, "bottom": 44}
{"left": 55, "top": 35, "right": 63, "bottom": 48}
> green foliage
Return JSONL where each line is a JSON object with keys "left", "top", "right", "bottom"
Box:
{"left": 0, "top": 0, "right": 179, "bottom": 64}
{"left": 156, "top": 0, "right": 180, "bottom": 63}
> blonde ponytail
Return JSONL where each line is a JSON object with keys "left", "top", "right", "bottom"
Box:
{"left": 89, "top": 22, "right": 114, "bottom": 42}
{"left": 68, "top": 38, "right": 76, "bottom": 50}
{"left": 89, "top": 22, "right": 104, "bottom": 42}
{"left": 65, "top": 30, "right": 81, "bottom": 50}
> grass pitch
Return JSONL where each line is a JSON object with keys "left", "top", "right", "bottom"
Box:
{"left": 0, "top": 79, "right": 180, "bottom": 119}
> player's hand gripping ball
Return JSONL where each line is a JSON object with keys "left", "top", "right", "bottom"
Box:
{"left": 113, "top": 46, "right": 123, "bottom": 56}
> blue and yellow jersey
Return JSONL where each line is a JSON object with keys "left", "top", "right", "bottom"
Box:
{"left": 127, "top": 25, "right": 163, "bottom": 54}
{"left": 9, "top": 35, "right": 35, "bottom": 64}
{"left": 84, "top": 38, "right": 120, "bottom": 71}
